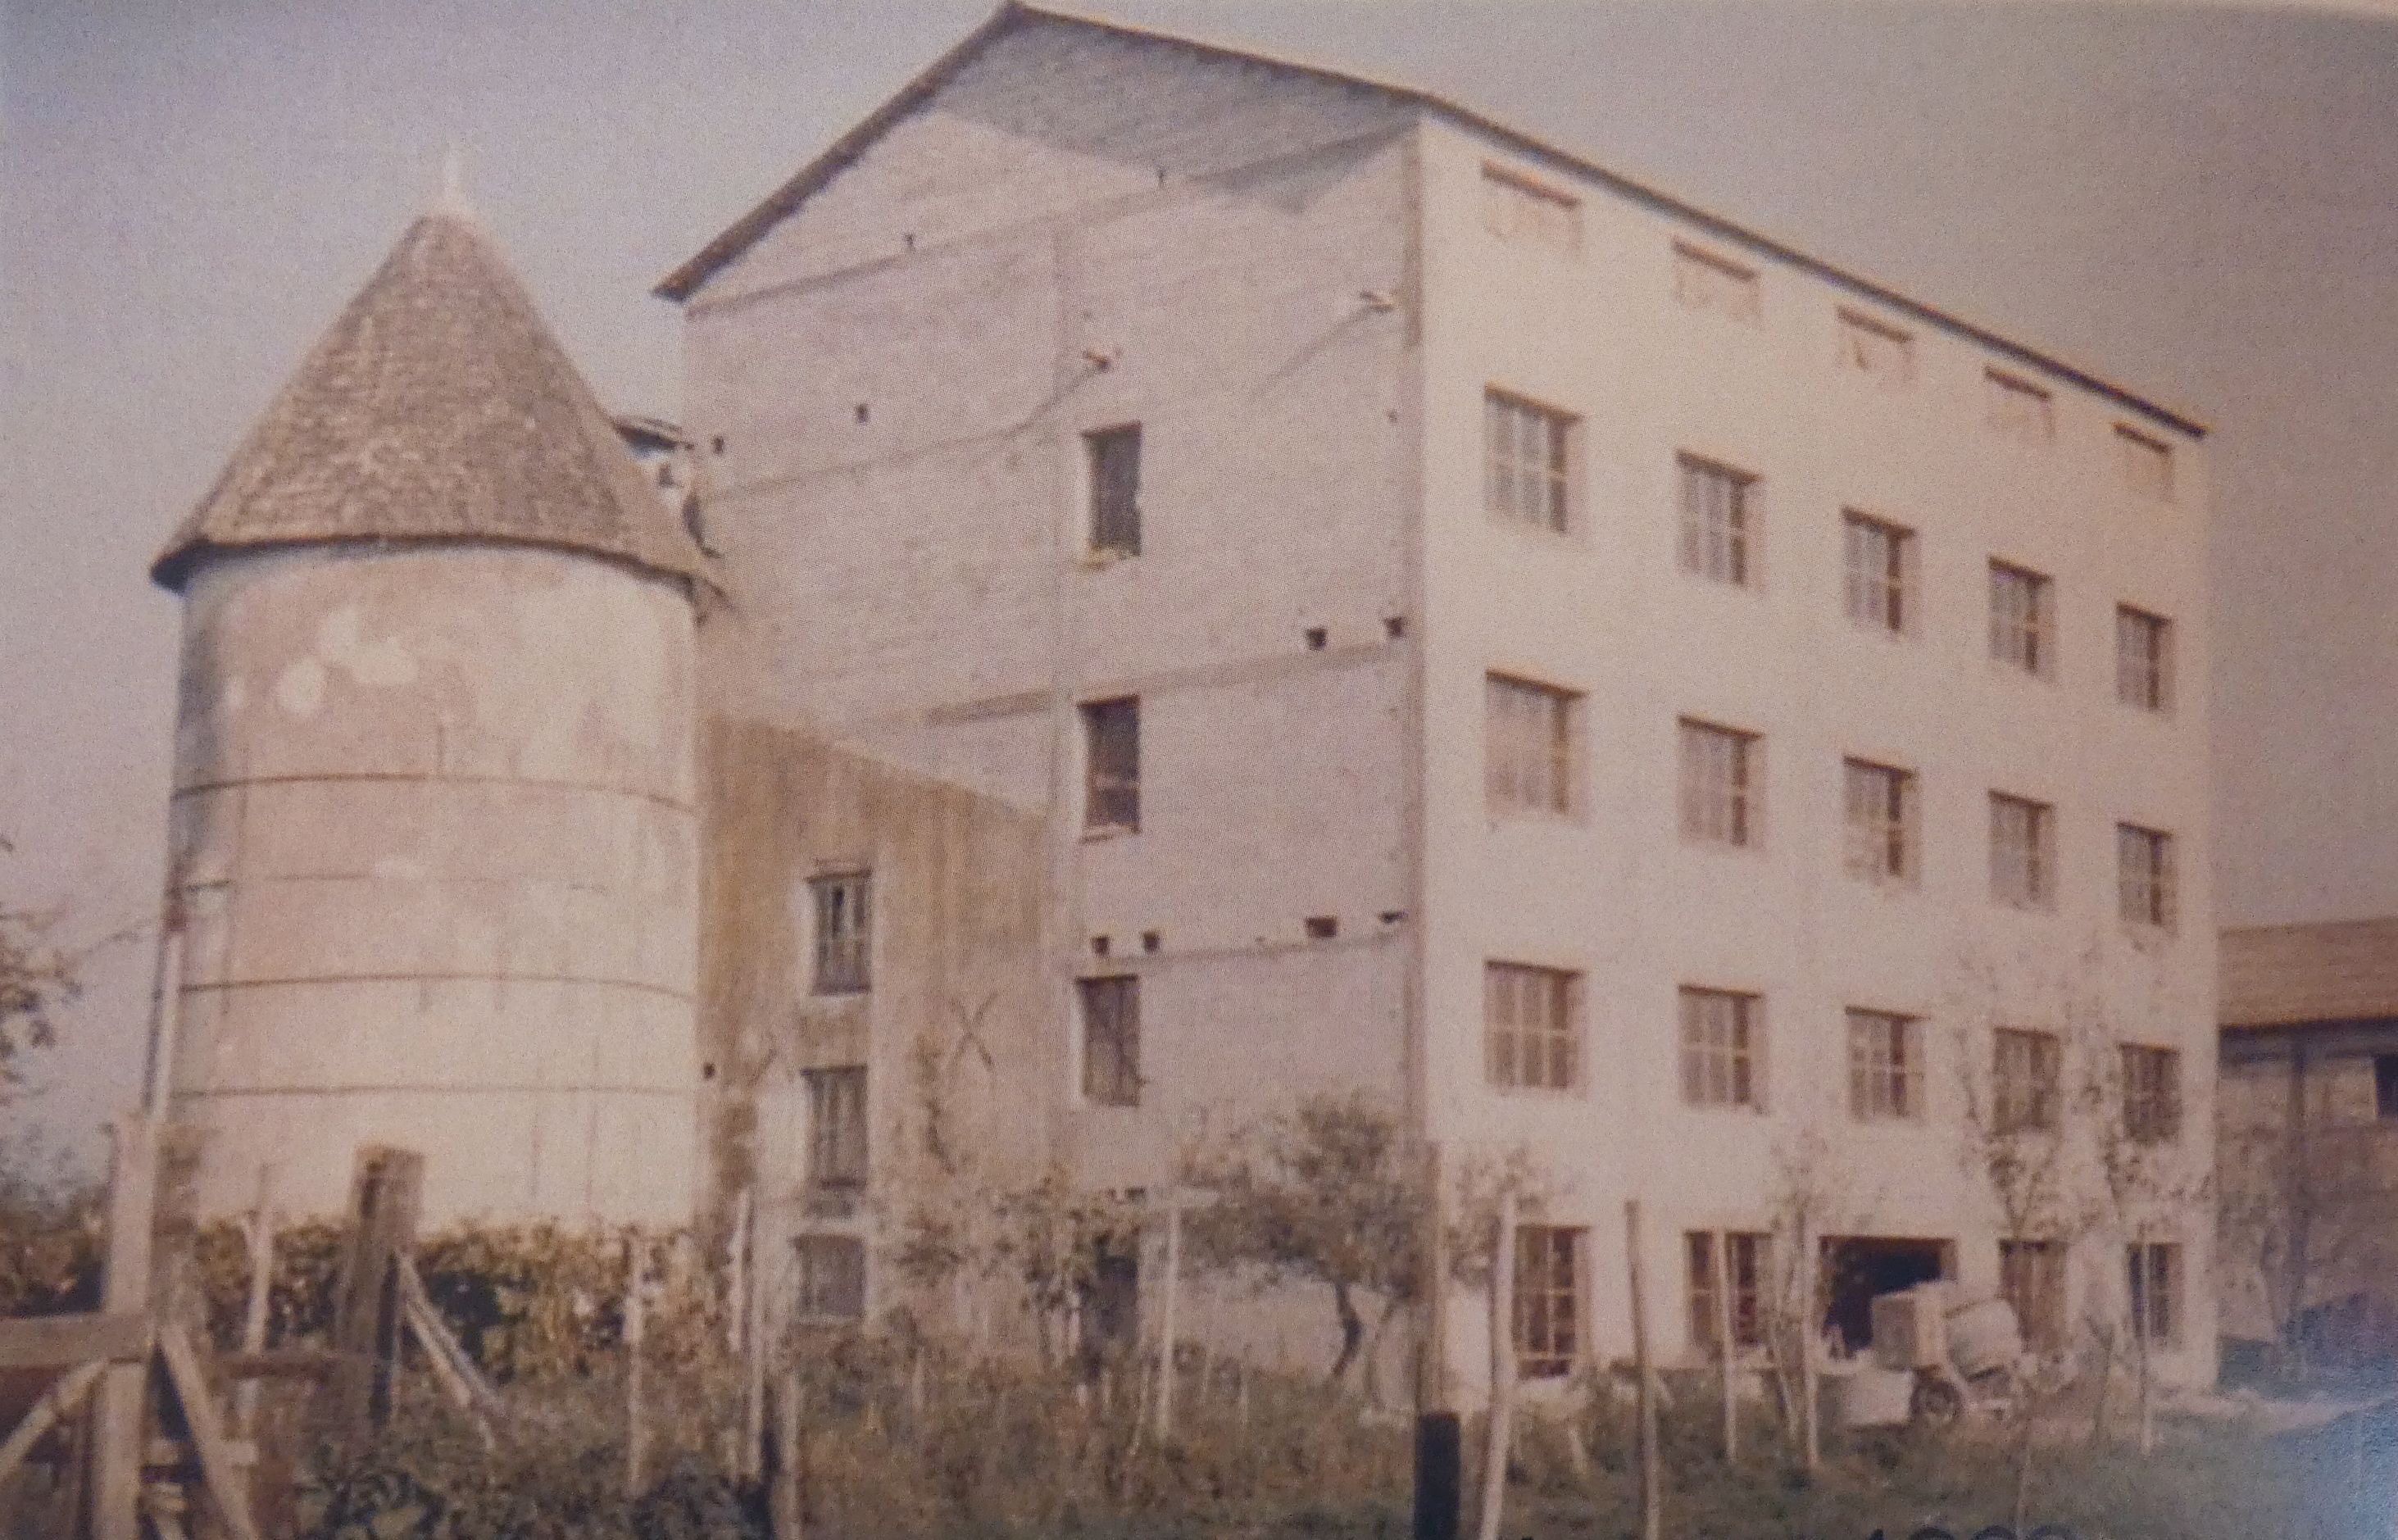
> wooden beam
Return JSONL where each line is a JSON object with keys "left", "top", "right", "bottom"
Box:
{"left": 0, "top": 1312, "right": 150, "bottom": 1370}
{"left": 0, "top": 1357, "right": 106, "bottom": 1489}
{"left": 214, "top": 1347, "right": 354, "bottom": 1383}
{"left": 89, "top": 1114, "right": 158, "bottom": 1540}
{"left": 157, "top": 1324, "right": 263, "bottom": 1540}
{"left": 331, "top": 1146, "right": 422, "bottom": 1441}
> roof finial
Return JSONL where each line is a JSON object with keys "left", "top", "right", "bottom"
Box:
{"left": 434, "top": 141, "right": 472, "bottom": 219}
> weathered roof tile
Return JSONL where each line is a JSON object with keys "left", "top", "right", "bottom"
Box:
{"left": 2221, "top": 918, "right": 2398, "bottom": 1028}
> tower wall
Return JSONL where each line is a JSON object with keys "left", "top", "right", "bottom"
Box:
{"left": 165, "top": 543, "right": 699, "bottom": 1226}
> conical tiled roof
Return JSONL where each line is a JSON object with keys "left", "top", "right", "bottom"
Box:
{"left": 154, "top": 211, "right": 706, "bottom": 591}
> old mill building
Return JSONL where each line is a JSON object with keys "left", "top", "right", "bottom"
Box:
{"left": 148, "top": 3, "right": 2217, "bottom": 1395}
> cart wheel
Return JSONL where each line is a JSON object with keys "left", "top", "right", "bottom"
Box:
{"left": 1910, "top": 1375, "right": 1964, "bottom": 1426}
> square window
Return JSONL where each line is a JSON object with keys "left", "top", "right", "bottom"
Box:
{"left": 1842, "top": 511, "right": 1914, "bottom": 634}
{"left": 809, "top": 871, "right": 872, "bottom": 995}
{"left": 1843, "top": 758, "right": 1917, "bottom": 885}
{"left": 1481, "top": 164, "right": 1582, "bottom": 252}
{"left": 2117, "top": 823, "right": 2176, "bottom": 929}
{"left": 1079, "top": 975, "right": 1141, "bottom": 1107}
{"left": 1513, "top": 1224, "right": 1584, "bottom": 1378}
{"left": 1993, "top": 1028, "right": 2061, "bottom": 1133}
{"left": 1846, "top": 1008, "right": 1923, "bottom": 1121}
{"left": 1486, "top": 961, "right": 1579, "bottom": 1092}
{"left": 2121, "top": 1045, "right": 2182, "bottom": 1143}
{"left": 1673, "top": 242, "right": 1762, "bottom": 325}
{"left": 1485, "top": 390, "right": 1576, "bottom": 532}
{"left": 1989, "top": 793, "right": 2056, "bottom": 910}
{"left": 1986, "top": 369, "right": 2055, "bottom": 445}
{"left": 1086, "top": 425, "right": 1142, "bottom": 556}
{"left": 1486, "top": 674, "right": 1579, "bottom": 816}
{"left": 804, "top": 1066, "right": 868, "bottom": 1188}
{"left": 1679, "top": 719, "right": 1762, "bottom": 847}
{"left": 1989, "top": 561, "right": 2056, "bottom": 676}
{"left": 2116, "top": 606, "right": 2173, "bottom": 711}
{"left": 1678, "top": 988, "right": 1762, "bottom": 1109}
{"left": 1837, "top": 308, "right": 1914, "bottom": 388}
{"left": 1686, "top": 1230, "right": 1769, "bottom": 1353}
{"left": 793, "top": 1234, "right": 866, "bottom": 1323}
{"left": 2116, "top": 425, "right": 2174, "bottom": 502}
{"left": 1678, "top": 455, "right": 1759, "bottom": 586}
{"left": 1081, "top": 697, "right": 1140, "bottom": 833}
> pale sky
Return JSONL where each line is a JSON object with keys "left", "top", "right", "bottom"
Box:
{"left": 5, "top": 0, "right": 2396, "bottom": 1155}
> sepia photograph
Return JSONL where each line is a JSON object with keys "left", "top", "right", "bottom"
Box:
{"left": 3, "top": 1, "right": 2396, "bottom": 1535}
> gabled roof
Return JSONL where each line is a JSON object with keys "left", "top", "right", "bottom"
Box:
{"left": 156, "top": 211, "right": 708, "bottom": 593}
{"left": 2222, "top": 918, "right": 2398, "bottom": 1029}
{"left": 655, "top": 1, "right": 2204, "bottom": 438}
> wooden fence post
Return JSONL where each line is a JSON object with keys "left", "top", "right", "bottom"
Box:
{"left": 1712, "top": 1229, "right": 1737, "bottom": 1463}
{"left": 624, "top": 1238, "right": 649, "bottom": 1498}
{"left": 232, "top": 1165, "right": 278, "bottom": 1438}
{"left": 1153, "top": 1192, "right": 1181, "bottom": 1442}
{"left": 89, "top": 1114, "right": 158, "bottom": 1540}
{"left": 331, "top": 1147, "right": 422, "bottom": 1444}
{"left": 1474, "top": 1190, "right": 1516, "bottom": 1540}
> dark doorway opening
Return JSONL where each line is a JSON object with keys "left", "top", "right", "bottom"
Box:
{"left": 1820, "top": 1235, "right": 1952, "bottom": 1355}
{"left": 1077, "top": 1230, "right": 1142, "bottom": 1377}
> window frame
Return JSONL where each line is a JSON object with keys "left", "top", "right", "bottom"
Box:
{"left": 803, "top": 1065, "right": 869, "bottom": 1190}
{"left": 1836, "top": 307, "right": 1916, "bottom": 388}
{"left": 1513, "top": 1224, "right": 1585, "bottom": 1379}
{"left": 793, "top": 1233, "right": 867, "bottom": 1324}
{"left": 1687, "top": 1229, "right": 1770, "bottom": 1356}
{"left": 1483, "top": 388, "right": 1578, "bottom": 534}
{"left": 1992, "top": 1027, "right": 2062, "bottom": 1133}
{"left": 2000, "top": 1238, "right": 2068, "bottom": 1351}
{"left": 1988, "top": 792, "right": 2057, "bottom": 911}
{"left": 1989, "top": 560, "right": 2057, "bottom": 678}
{"left": 1480, "top": 161, "right": 1583, "bottom": 253}
{"left": 1842, "top": 757, "right": 1919, "bottom": 887}
{"left": 1678, "top": 717, "right": 1764, "bottom": 849}
{"left": 1083, "top": 423, "right": 1142, "bottom": 558}
{"left": 2115, "top": 424, "right": 2175, "bottom": 502}
{"left": 1678, "top": 987, "right": 1763, "bottom": 1111}
{"left": 1842, "top": 510, "right": 1914, "bottom": 635}
{"left": 1080, "top": 697, "right": 1141, "bottom": 835}
{"left": 1079, "top": 974, "right": 1142, "bottom": 1107}
{"left": 1846, "top": 1007, "right": 1925, "bottom": 1123}
{"left": 808, "top": 870, "right": 873, "bottom": 996}
{"left": 1984, "top": 367, "right": 2056, "bottom": 445}
{"left": 2121, "top": 1044, "right": 2182, "bottom": 1144}
{"left": 2116, "top": 822, "right": 2178, "bottom": 930}
{"left": 1672, "top": 240, "right": 1763, "bottom": 325}
{"left": 1677, "top": 453, "right": 1760, "bottom": 588}
{"left": 2115, "top": 605, "right": 2173, "bottom": 713}
{"left": 1485, "top": 673, "right": 1580, "bottom": 818}
{"left": 1485, "top": 961, "right": 1582, "bottom": 1093}
{"left": 2126, "top": 1241, "right": 2182, "bottom": 1347}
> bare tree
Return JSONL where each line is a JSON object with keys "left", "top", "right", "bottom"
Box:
{"left": 0, "top": 836, "right": 82, "bottom": 1102}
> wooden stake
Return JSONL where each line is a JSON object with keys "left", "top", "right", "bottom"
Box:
{"left": 1154, "top": 1193, "right": 1182, "bottom": 1442}
{"left": 772, "top": 1359, "right": 803, "bottom": 1539}
{"left": 158, "top": 1323, "right": 265, "bottom": 1540}
{"left": 624, "top": 1242, "right": 649, "bottom": 1498}
{"left": 1474, "top": 1190, "right": 1516, "bottom": 1540}
{"left": 1626, "top": 1201, "right": 1660, "bottom": 1540}
{"left": 1797, "top": 1212, "right": 1819, "bottom": 1474}
{"left": 740, "top": 1189, "right": 766, "bottom": 1483}
{"left": 89, "top": 1115, "right": 158, "bottom": 1540}
{"left": 1712, "top": 1230, "right": 1737, "bottom": 1463}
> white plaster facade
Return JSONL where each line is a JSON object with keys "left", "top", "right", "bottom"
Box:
{"left": 665, "top": 8, "right": 2218, "bottom": 1391}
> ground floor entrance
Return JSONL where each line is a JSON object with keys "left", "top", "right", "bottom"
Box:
{"left": 1820, "top": 1235, "right": 1954, "bottom": 1355}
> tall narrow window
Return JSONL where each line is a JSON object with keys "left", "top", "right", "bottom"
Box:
{"left": 793, "top": 1234, "right": 867, "bottom": 1322}
{"left": 1842, "top": 511, "right": 1912, "bottom": 633}
{"left": 2000, "top": 1239, "right": 2067, "bottom": 1351}
{"left": 1679, "top": 719, "right": 1761, "bottom": 847}
{"left": 1842, "top": 759, "right": 1917, "bottom": 885}
{"left": 2116, "top": 606, "right": 2173, "bottom": 711}
{"left": 1992, "top": 1028, "right": 2061, "bottom": 1133}
{"left": 1486, "top": 961, "right": 1579, "bottom": 1092}
{"left": 1079, "top": 976, "right": 1141, "bottom": 1106}
{"left": 1985, "top": 369, "right": 2055, "bottom": 445}
{"left": 1837, "top": 308, "right": 1914, "bottom": 387}
{"left": 1686, "top": 1231, "right": 1769, "bottom": 1352}
{"left": 2121, "top": 1045, "right": 2182, "bottom": 1143}
{"left": 1513, "top": 1225, "right": 1583, "bottom": 1378}
{"left": 1486, "top": 674, "right": 1578, "bottom": 815}
{"left": 804, "top": 1066, "right": 868, "bottom": 1188}
{"left": 1481, "top": 164, "right": 1582, "bottom": 252}
{"left": 2127, "top": 1242, "right": 2182, "bottom": 1345}
{"left": 1673, "top": 242, "right": 1762, "bottom": 325}
{"left": 1989, "top": 793, "right": 2055, "bottom": 910}
{"left": 2116, "top": 425, "right": 2174, "bottom": 502}
{"left": 809, "top": 871, "right": 872, "bottom": 995}
{"left": 1678, "top": 988, "right": 1761, "bottom": 1109}
{"left": 1086, "top": 425, "right": 1142, "bottom": 556}
{"left": 1678, "top": 455, "right": 1759, "bottom": 586}
{"left": 1081, "top": 697, "right": 1140, "bottom": 833}
{"left": 1846, "top": 1008, "right": 1923, "bottom": 1121}
{"left": 1484, "top": 389, "right": 1575, "bottom": 532}
{"left": 2117, "top": 823, "right": 2176, "bottom": 929}
{"left": 1990, "top": 561, "right": 2055, "bottom": 676}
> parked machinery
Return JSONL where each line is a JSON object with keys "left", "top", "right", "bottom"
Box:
{"left": 1871, "top": 1283, "right": 2026, "bottom": 1424}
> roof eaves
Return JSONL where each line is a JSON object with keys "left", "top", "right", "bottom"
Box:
{"left": 659, "top": 0, "right": 2208, "bottom": 437}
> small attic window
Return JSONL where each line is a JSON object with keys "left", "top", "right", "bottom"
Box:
{"left": 1481, "top": 164, "right": 1581, "bottom": 254}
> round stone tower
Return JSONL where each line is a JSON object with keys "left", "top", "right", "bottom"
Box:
{"left": 151, "top": 205, "right": 710, "bottom": 1225}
